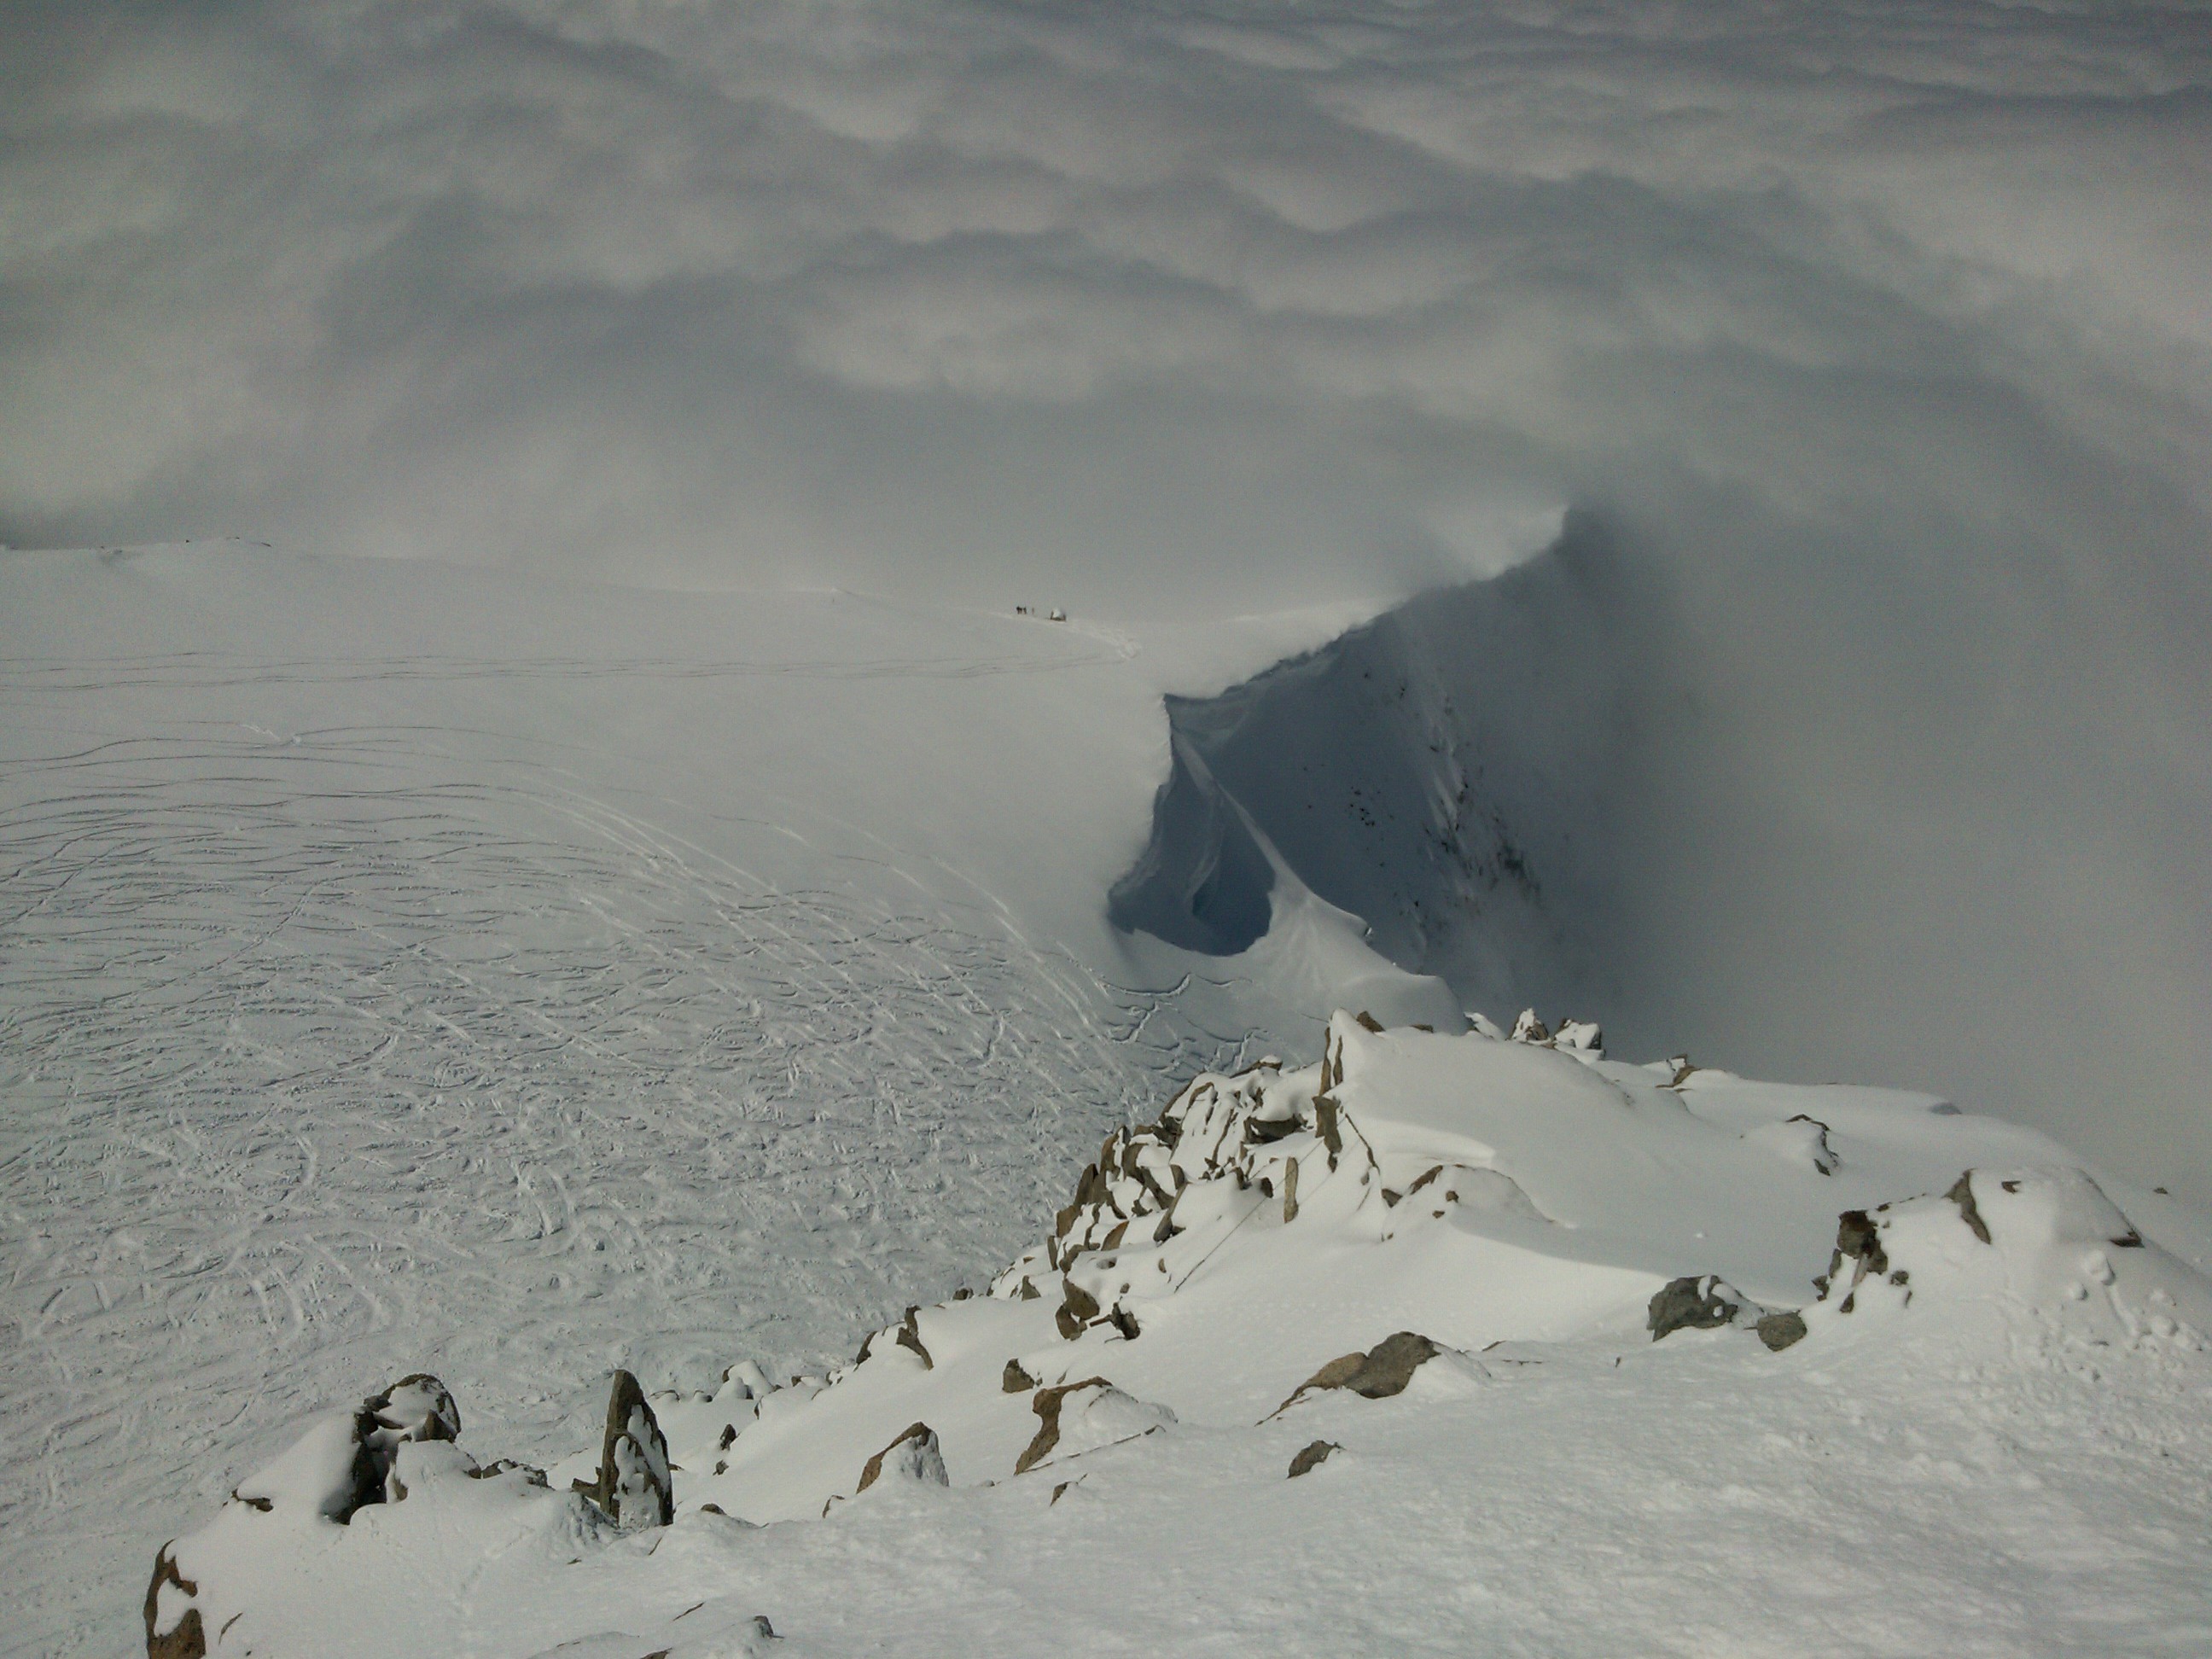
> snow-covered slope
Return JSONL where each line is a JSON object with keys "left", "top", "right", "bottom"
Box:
{"left": 0, "top": 544, "right": 1438, "bottom": 1656}
{"left": 144, "top": 1014, "right": 2212, "bottom": 1656}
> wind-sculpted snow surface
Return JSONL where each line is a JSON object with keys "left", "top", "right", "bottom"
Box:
{"left": 146, "top": 1016, "right": 2212, "bottom": 1656}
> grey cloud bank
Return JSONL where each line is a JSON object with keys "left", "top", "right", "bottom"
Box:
{"left": 4, "top": 1, "right": 2209, "bottom": 1181}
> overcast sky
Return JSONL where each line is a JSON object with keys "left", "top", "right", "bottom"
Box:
{"left": 5, "top": 1, "right": 2209, "bottom": 1178}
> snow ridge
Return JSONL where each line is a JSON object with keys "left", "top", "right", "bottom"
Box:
{"left": 139, "top": 1012, "right": 2212, "bottom": 1656}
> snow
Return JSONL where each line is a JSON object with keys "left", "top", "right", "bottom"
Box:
{"left": 4, "top": 543, "right": 2209, "bottom": 1655}
{"left": 138, "top": 1012, "right": 2212, "bottom": 1656}
{"left": 0, "top": 543, "right": 1423, "bottom": 1654}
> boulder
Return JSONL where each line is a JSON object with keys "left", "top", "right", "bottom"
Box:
{"left": 1755, "top": 1311, "right": 1808, "bottom": 1351}
{"left": 1647, "top": 1277, "right": 1741, "bottom": 1341}
{"left": 572, "top": 1370, "right": 672, "bottom": 1531}
{"left": 1272, "top": 1332, "right": 1443, "bottom": 1414}
{"left": 855, "top": 1422, "right": 948, "bottom": 1493}
{"left": 1015, "top": 1378, "right": 1174, "bottom": 1475}
{"left": 1287, "top": 1440, "right": 1341, "bottom": 1478}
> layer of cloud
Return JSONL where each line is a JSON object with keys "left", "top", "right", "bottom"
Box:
{"left": 3, "top": 0, "right": 2209, "bottom": 1178}
{"left": 8, "top": 1, "right": 2203, "bottom": 610}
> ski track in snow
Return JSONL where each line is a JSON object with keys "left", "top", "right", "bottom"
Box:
{"left": 0, "top": 705, "right": 1218, "bottom": 1656}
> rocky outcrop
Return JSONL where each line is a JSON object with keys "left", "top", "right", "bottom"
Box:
{"left": 1287, "top": 1440, "right": 1341, "bottom": 1478}
{"left": 1014, "top": 1377, "right": 1112, "bottom": 1475}
{"left": 1014, "top": 1378, "right": 1174, "bottom": 1475}
{"left": 573, "top": 1370, "right": 672, "bottom": 1532}
{"left": 145, "top": 1371, "right": 474, "bottom": 1656}
{"left": 352, "top": 1373, "right": 461, "bottom": 1511}
{"left": 143, "top": 1545, "right": 202, "bottom": 1659}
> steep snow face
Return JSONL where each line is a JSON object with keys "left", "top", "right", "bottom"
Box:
{"left": 0, "top": 544, "right": 1445, "bottom": 1656}
{"left": 144, "top": 1016, "right": 2212, "bottom": 1656}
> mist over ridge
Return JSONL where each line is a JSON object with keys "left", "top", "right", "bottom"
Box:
{"left": 5, "top": 0, "right": 2209, "bottom": 1178}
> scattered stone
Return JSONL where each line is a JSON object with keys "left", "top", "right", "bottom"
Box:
{"left": 572, "top": 1370, "right": 672, "bottom": 1531}
{"left": 1003, "top": 1359, "right": 1038, "bottom": 1393}
{"left": 855, "top": 1422, "right": 947, "bottom": 1493}
{"left": 1287, "top": 1440, "right": 1341, "bottom": 1478}
{"left": 1648, "top": 1276, "right": 1741, "bottom": 1341}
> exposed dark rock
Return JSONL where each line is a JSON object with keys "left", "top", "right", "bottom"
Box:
{"left": 1288, "top": 1440, "right": 1341, "bottom": 1478}
{"left": 1648, "top": 1277, "right": 1740, "bottom": 1341}
{"left": 855, "top": 1422, "right": 946, "bottom": 1493}
{"left": 341, "top": 1372, "right": 462, "bottom": 1518}
{"left": 1755, "top": 1311, "right": 1808, "bottom": 1352}
{"left": 1945, "top": 1173, "right": 1992, "bottom": 1244}
{"left": 1056, "top": 1279, "right": 1101, "bottom": 1341}
{"left": 1272, "top": 1332, "right": 1442, "bottom": 1414}
{"left": 1015, "top": 1377, "right": 1110, "bottom": 1475}
{"left": 1827, "top": 1208, "right": 1889, "bottom": 1307}
{"left": 572, "top": 1370, "right": 672, "bottom": 1530}
{"left": 1354, "top": 1010, "right": 1385, "bottom": 1033}
{"left": 1313, "top": 1097, "right": 1343, "bottom": 1161}
{"left": 1348, "top": 1332, "right": 1441, "bottom": 1397}
{"left": 894, "top": 1307, "right": 934, "bottom": 1369}
{"left": 1003, "top": 1359, "right": 1038, "bottom": 1393}
{"left": 143, "top": 1544, "right": 204, "bottom": 1659}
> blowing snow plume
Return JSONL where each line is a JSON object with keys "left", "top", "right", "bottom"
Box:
{"left": 4, "top": 1, "right": 2210, "bottom": 1179}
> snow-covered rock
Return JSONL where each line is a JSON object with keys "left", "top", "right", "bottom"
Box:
{"left": 572, "top": 1371, "right": 673, "bottom": 1533}
{"left": 854, "top": 1423, "right": 949, "bottom": 1493}
{"left": 139, "top": 1016, "right": 2212, "bottom": 1656}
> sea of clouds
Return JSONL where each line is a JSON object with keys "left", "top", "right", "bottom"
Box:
{"left": 4, "top": 1, "right": 2209, "bottom": 1182}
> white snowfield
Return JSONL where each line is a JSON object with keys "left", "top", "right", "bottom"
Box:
{"left": 0, "top": 544, "right": 1435, "bottom": 1655}
{"left": 149, "top": 1013, "right": 2212, "bottom": 1657}
{"left": 7, "top": 545, "right": 2210, "bottom": 1655}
